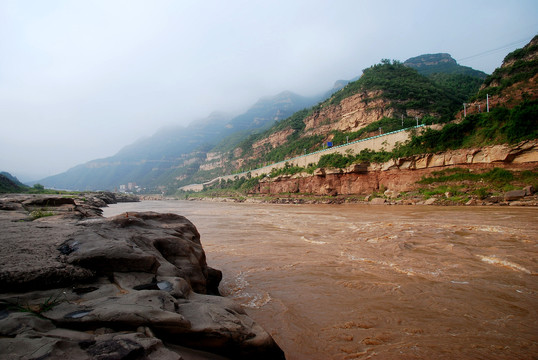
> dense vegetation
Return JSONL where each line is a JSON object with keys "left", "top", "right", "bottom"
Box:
{"left": 428, "top": 73, "right": 483, "bottom": 103}
{"left": 328, "top": 60, "right": 465, "bottom": 121}
{"left": 404, "top": 99, "right": 538, "bottom": 151}
{"left": 0, "top": 174, "right": 27, "bottom": 193}
{"left": 473, "top": 36, "right": 538, "bottom": 100}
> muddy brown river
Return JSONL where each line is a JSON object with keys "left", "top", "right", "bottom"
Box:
{"left": 103, "top": 201, "right": 538, "bottom": 359}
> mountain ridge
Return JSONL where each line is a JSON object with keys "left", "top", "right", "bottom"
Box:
{"left": 37, "top": 83, "right": 350, "bottom": 191}
{"left": 404, "top": 53, "right": 488, "bottom": 78}
{"left": 35, "top": 51, "right": 495, "bottom": 192}
{"left": 0, "top": 171, "right": 28, "bottom": 193}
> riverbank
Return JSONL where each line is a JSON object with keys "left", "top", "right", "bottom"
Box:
{"left": 183, "top": 161, "right": 538, "bottom": 206}
{"left": 185, "top": 191, "right": 538, "bottom": 206}
{"left": 184, "top": 181, "right": 538, "bottom": 206}
{"left": 181, "top": 140, "right": 538, "bottom": 207}
{"left": 0, "top": 194, "right": 284, "bottom": 360}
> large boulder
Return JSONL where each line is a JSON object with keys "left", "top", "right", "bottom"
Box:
{"left": 504, "top": 189, "right": 526, "bottom": 201}
{"left": 0, "top": 196, "right": 285, "bottom": 360}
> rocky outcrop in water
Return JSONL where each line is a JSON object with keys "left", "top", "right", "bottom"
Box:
{"left": 0, "top": 194, "right": 285, "bottom": 360}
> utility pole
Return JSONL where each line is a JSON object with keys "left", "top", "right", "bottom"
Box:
{"left": 463, "top": 103, "right": 466, "bottom": 117}
{"left": 487, "top": 94, "right": 489, "bottom": 112}
{"left": 346, "top": 136, "right": 349, "bottom": 144}
{"left": 415, "top": 116, "right": 418, "bottom": 126}
{"left": 401, "top": 114, "right": 404, "bottom": 127}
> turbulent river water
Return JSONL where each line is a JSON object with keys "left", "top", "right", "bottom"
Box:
{"left": 103, "top": 201, "right": 538, "bottom": 360}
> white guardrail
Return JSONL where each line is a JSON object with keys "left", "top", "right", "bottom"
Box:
{"left": 180, "top": 124, "right": 425, "bottom": 191}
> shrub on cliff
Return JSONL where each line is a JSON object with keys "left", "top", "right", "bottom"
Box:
{"left": 317, "top": 153, "right": 354, "bottom": 169}
{"left": 473, "top": 36, "right": 538, "bottom": 100}
{"left": 504, "top": 100, "right": 538, "bottom": 142}
{"left": 400, "top": 99, "right": 538, "bottom": 155}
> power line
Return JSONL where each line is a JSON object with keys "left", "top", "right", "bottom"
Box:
{"left": 456, "top": 36, "right": 534, "bottom": 63}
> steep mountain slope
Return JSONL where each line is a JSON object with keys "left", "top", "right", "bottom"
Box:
{"left": 196, "top": 39, "right": 538, "bottom": 200}
{"left": 36, "top": 49, "right": 494, "bottom": 193}
{"left": 404, "top": 53, "right": 487, "bottom": 108}
{"left": 38, "top": 111, "right": 232, "bottom": 191}
{"left": 221, "top": 59, "right": 482, "bottom": 172}
{"left": 1, "top": 171, "right": 27, "bottom": 187}
{"left": 473, "top": 35, "right": 538, "bottom": 104}
{"left": 38, "top": 88, "right": 337, "bottom": 191}
{"left": 0, "top": 172, "right": 28, "bottom": 193}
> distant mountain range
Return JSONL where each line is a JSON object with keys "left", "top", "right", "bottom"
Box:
{"left": 37, "top": 82, "right": 350, "bottom": 191}
{"left": 36, "top": 52, "right": 489, "bottom": 192}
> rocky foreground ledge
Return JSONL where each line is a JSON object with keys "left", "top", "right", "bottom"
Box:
{"left": 0, "top": 194, "right": 285, "bottom": 360}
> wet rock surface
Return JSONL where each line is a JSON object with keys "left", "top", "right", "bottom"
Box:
{"left": 0, "top": 194, "right": 285, "bottom": 360}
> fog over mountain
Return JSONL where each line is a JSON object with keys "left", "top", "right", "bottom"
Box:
{"left": 1, "top": 0, "right": 537, "bottom": 181}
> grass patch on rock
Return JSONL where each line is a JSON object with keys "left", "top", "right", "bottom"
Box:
{"left": 29, "top": 209, "right": 55, "bottom": 220}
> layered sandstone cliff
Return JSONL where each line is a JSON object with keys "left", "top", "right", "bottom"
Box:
{"left": 254, "top": 140, "right": 538, "bottom": 197}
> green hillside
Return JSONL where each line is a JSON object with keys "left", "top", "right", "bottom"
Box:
{"left": 191, "top": 38, "right": 538, "bottom": 197}
{"left": 231, "top": 40, "right": 538, "bottom": 179}
{"left": 404, "top": 53, "right": 486, "bottom": 107}
{"left": 0, "top": 172, "right": 28, "bottom": 193}
{"left": 404, "top": 53, "right": 487, "bottom": 78}
{"left": 473, "top": 35, "right": 538, "bottom": 100}
{"left": 329, "top": 60, "right": 465, "bottom": 117}
{"left": 228, "top": 59, "right": 484, "bottom": 173}
{"left": 37, "top": 41, "right": 535, "bottom": 194}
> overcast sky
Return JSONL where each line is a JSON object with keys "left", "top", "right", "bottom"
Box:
{"left": 1, "top": 0, "right": 536, "bottom": 181}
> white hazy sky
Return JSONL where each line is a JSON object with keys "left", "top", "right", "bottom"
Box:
{"left": 1, "top": 0, "right": 537, "bottom": 181}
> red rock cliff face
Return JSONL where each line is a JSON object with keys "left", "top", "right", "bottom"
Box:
{"left": 256, "top": 163, "right": 535, "bottom": 196}
{"left": 253, "top": 141, "right": 538, "bottom": 196}
{"left": 303, "top": 90, "right": 432, "bottom": 137}
{"left": 304, "top": 91, "right": 391, "bottom": 135}
{"left": 252, "top": 128, "right": 295, "bottom": 156}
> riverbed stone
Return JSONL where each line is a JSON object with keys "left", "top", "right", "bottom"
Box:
{"left": 384, "top": 189, "right": 400, "bottom": 199}
{"left": 424, "top": 197, "right": 438, "bottom": 205}
{"left": 504, "top": 189, "right": 526, "bottom": 201}
{"left": 370, "top": 197, "right": 386, "bottom": 205}
{"left": 509, "top": 200, "right": 527, "bottom": 206}
{"left": 465, "top": 199, "right": 478, "bottom": 206}
{"left": 523, "top": 185, "right": 535, "bottom": 196}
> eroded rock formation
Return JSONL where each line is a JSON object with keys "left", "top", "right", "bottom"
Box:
{"left": 255, "top": 140, "right": 538, "bottom": 197}
{"left": 0, "top": 195, "right": 285, "bottom": 360}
